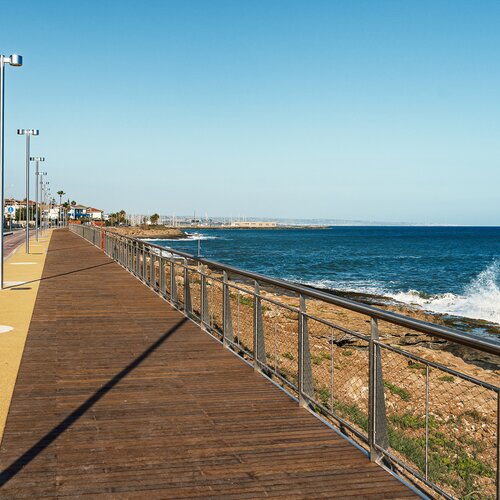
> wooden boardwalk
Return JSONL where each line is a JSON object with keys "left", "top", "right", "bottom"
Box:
{"left": 0, "top": 230, "right": 416, "bottom": 498}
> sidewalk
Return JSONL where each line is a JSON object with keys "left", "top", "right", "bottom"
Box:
{"left": 0, "top": 230, "right": 53, "bottom": 441}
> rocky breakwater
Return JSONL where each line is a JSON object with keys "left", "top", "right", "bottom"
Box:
{"left": 107, "top": 225, "right": 188, "bottom": 240}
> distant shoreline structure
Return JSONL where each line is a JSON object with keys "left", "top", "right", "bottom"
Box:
{"left": 126, "top": 214, "right": 498, "bottom": 228}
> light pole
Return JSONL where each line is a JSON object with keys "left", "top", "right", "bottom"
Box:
{"left": 47, "top": 189, "right": 52, "bottom": 228}
{"left": 57, "top": 190, "right": 65, "bottom": 226}
{"left": 39, "top": 172, "right": 47, "bottom": 235}
{"left": 17, "top": 128, "right": 39, "bottom": 253}
{"left": 30, "top": 156, "right": 45, "bottom": 240}
{"left": 0, "top": 54, "right": 22, "bottom": 289}
{"left": 44, "top": 181, "right": 50, "bottom": 232}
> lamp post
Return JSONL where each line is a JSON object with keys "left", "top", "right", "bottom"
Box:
{"left": 44, "top": 181, "right": 50, "bottom": 232}
{"left": 17, "top": 128, "right": 39, "bottom": 253}
{"left": 39, "top": 172, "right": 47, "bottom": 235}
{"left": 30, "top": 156, "right": 45, "bottom": 240}
{"left": 57, "top": 190, "right": 65, "bottom": 227}
{"left": 0, "top": 54, "right": 22, "bottom": 289}
{"left": 47, "top": 188, "right": 52, "bottom": 229}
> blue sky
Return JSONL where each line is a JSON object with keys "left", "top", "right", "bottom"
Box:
{"left": 1, "top": 0, "right": 499, "bottom": 224}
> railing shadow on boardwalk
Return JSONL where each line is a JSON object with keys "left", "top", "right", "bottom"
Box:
{"left": 0, "top": 317, "right": 188, "bottom": 487}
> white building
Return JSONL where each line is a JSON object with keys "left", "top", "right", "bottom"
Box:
{"left": 86, "top": 207, "right": 104, "bottom": 220}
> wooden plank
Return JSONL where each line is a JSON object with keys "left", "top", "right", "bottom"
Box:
{"left": 0, "top": 229, "right": 417, "bottom": 498}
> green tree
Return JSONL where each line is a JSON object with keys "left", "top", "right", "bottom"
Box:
{"left": 57, "top": 190, "right": 65, "bottom": 204}
{"left": 150, "top": 213, "right": 160, "bottom": 225}
{"left": 108, "top": 210, "right": 128, "bottom": 226}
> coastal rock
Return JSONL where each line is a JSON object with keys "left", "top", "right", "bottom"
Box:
{"left": 107, "top": 225, "right": 188, "bottom": 240}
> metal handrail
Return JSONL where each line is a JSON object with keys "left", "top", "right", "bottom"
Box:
{"left": 105, "top": 227, "right": 500, "bottom": 356}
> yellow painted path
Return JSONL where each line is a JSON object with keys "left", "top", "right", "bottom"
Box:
{"left": 0, "top": 230, "right": 53, "bottom": 441}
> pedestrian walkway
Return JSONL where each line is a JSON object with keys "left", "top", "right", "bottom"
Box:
{"left": 0, "top": 230, "right": 53, "bottom": 440}
{"left": 0, "top": 229, "right": 416, "bottom": 498}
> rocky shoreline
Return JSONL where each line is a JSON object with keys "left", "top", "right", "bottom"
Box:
{"left": 300, "top": 284, "right": 500, "bottom": 370}
{"left": 107, "top": 225, "right": 188, "bottom": 240}
{"left": 316, "top": 286, "right": 500, "bottom": 338}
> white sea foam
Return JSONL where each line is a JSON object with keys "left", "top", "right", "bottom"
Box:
{"left": 389, "top": 262, "right": 500, "bottom": 325}
{"left": 144, "top": 233, "right": 218, "bottom": 242}
{"left": 298, "top": 262, "right": 500, "bottom": 325}
{"left": 184, "top": 232, "right": 219, "bottom": 241}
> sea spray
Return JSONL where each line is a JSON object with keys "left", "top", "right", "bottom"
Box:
{"left": 391, "top": 261, "right": 500, "bottom": 324}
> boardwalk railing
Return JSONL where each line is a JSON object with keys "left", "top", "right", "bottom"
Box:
{"left": 71, "top": 225, "right": 500, "bottom": 499}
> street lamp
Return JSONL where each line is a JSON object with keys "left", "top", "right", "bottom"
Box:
{"left": 45, "top": 183, "right": 50, "bottom": 230}
{"left": 0, "top": 54, "right": 23, "bottom": 289}
{"left": 57, "top": 190, "right": 65, "bottom": 227}
{"left": 17, "top": 128, "right": 39, "bottom": 253}
{"left": 39, "top": 172, "right": 47, "bottom": 234}
{"left": 30, "top": 156, "right": 44, "bottom": 240}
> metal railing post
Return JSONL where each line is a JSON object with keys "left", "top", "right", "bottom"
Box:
{"left": 298, "top": 294, "right": 314, "bottom": 407}
{"left": 142, "top": 245, "right": 147, "bottom": 282}
{"left": 201, "top": 264, "right": 209, "bottom": 328}
{"left": 223, "top": 271, "right": 233, "bottom": 346}
{"left": 253, "top": 281, "right": 266, "bottom": 371}
{"left": 131, "top": 240, "right": 134, "bottom": 272}
{"left": 150, "top": 252, "right": 155, "bottom": 287}
{"left": 135, "top": 241, "right": 140, "bottom": 275}
{"left": 183, "top": 259, "right": 192, "bottom": 316}
{"left": 160, "top": 256, "right": 165, "bottom": 295}
{"left": 368, "top": 317, "right": 389, "bottom": 462}
{"left": 170, "top": 256, "right": 178, "bottom": 306}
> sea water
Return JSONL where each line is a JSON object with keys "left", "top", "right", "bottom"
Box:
{"left": 150, "top": 226, "right": 500, "bottom": 327}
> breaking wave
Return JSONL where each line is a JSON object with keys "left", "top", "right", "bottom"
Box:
{"left": 390, "top": 261, "right": 500, "bottom": 325}
{"left": 143, "top": 233, "right": 219, "bottom": 242}
{"left": 184, "top": 232, "right": 219, "bottom": 240}
{"left": 297, "top": 261, "right": 500, "bottom": 325}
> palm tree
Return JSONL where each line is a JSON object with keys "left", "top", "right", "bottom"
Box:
{"left": 57, "top": 190, "right": 65, "bottom": 205}
{"left": 150, "top": 213, "right": 160, "bottom": 225}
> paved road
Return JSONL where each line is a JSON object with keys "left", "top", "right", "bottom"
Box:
{"left": 3, "top": 230, "right": 26, "bottom": 259}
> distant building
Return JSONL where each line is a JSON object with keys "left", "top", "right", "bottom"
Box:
{"left": 86, "top": 207, "right": 104, "bottom": 220}
{"left": 65, "top": 205, "right": 104, "bottom": 221}
{"left": 48, "top": 207, "right": 60, "bottom": 220}
{"left": 3, "top": 199, "right": 36, "bottom": 216}
{"left": 230, "top": 221, "right": 277, "bottom": 228}
{"left": 67, "top": 204, "right": 87, "bottom": 219}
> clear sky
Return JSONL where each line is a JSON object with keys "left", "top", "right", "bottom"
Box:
{"left": 1, "top": 0, "right": 499, "bottom": 224}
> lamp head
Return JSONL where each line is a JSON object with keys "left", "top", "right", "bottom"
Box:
{"left": 8, "top": 54, "right": 23, "bottom": 67}
{"left": 30, "top": 156, "right": 45, "bottom": 162}
{"left": 17, "top": 129, "right": 39, "bottom": 136}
